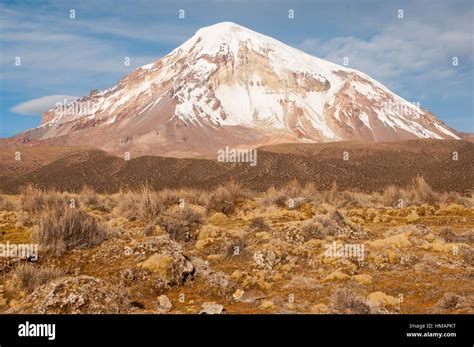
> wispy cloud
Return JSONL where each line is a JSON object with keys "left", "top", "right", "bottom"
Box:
{"left": 10, "top": 95, "right": 80, "bottom": 116}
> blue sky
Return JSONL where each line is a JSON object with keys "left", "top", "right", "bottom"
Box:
{"left": 1, "top": 0, "right": 473, "bottom": 137}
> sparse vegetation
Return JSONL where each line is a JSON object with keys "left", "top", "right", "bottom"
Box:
{"left": 332, "top": 289, "right": 370, "bottom": 314}
{"left": 7, "top": 263, "right": 62, "bottom": 294}
{"left": 206, "top": 181, "right": 249, "bottom": 215}
{"left": 0, "top": 178, "right": 472, "bottom": 314}
{"left": 19, "top": 185, "right": 68, "bottom": 214}
{"left": 158, "top": 205, "right": 204, "bottom": 242}
{"left": 79, "top": 186, "right": 114, "bottom": 212}
{"left": 249, "top": 217, "right": 269, "bottom": 231}
{"left": 115, "top": 185, "right": 181, "bottom": 222}
{"left": 34, "top": 206, "right": 108, "bottom": 255}
{"left": 0, "top": 195, "right": 16, "bottom": 211}
{"left": 225, "top": 238, "right": 252, "bottom": 262}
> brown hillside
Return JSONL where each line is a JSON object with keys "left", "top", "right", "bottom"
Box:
{"left": 0, "top": 140, "right": 472, "bottom": 194}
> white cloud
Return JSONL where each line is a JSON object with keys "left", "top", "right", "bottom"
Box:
{"left": 298, "top": 13, "right": 473, "bottom": 94}
{"left": 10, "top": 95, "right": 79, "bottom": 116}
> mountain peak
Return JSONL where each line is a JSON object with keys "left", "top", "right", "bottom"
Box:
{"left": 196, "top": 21, "right": 245, "bottom": 33}
{"left": 179, "top": 21, "right": 275, "bottom": 60}
{"left": 25, "top": 22, "right": 460, "bottom": 157}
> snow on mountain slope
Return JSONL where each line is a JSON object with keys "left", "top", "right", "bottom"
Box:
{"left": 20, "top": 22, "right": 460, "bottom": 157}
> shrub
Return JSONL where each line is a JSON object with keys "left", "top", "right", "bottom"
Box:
{"left": 137, "top": 185, "right": 166, "bottom": 222}
{"left": 262, "top": 182, "right": 309, "bottom": 208}
{"left": 206, "top": 181, "right": 248, "bottom": 215}
{"left": 34, "top": 206, "right": 108, "bottom": 255}
{"left": 115, "top": 186, "right": 180, "bottom": 222}
{"left": 300, "top": 182, "right": 318, "bottom": 201}
{"left": 435, "top": 293, "right": 462, "bottom": 310}
{"left": 19, "top": 185, "right": 67, "bottom": 214}
{"left": 382, "top": 185, "right": 402, "bottom": 207}
{"left": 282, "top": 179, "right": 302, "bottom": 198}
{"left": 0, "top": 195, "right": 16, "bottom": 211}
{"left": 158, "top": 206, "right": 203, "bottom": 242}
{"left": 79, "top": 186, "right": 113, "bottom": 212}
{"left": 337, "top": 191, "right": 373, "bottom": 208}
{"left": 261, "top": 186, "right": 287, "bottom": 207}
{"left": 320, "top": 182, "right": 338, "bottom": 205}
{"left": 332, "top": 289, "right": 370, "bottom": 314}
{"left": 8, "top": 263, "right": 62, "bottom": 294}
{"left": 300, "top": 218, "right": 325, "bottom": 239}
{"left": 460, "top": 247, "right": 474, "bottom": 266}
{"left": 80, "top": 186, "right": 99, "bottom": 207}
{"left": 441, "top": 191, "right": 463, "bottom": 205}
{"left": 178, "top": 188, "right": 208, "bottom": 206}
{"left": 224, "top": 238, "right": 252, "bottom": 262}
{"left": 249, "top": 217, "right": 270, "bottom": 231}
{"left": 408, "top": 176, "right": 437, "bottom": 205}
{"left": 438, "top": 227, "right": 460, "bottom": 243}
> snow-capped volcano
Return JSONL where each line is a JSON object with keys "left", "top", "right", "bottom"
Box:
{"left": 21, "top": 22, "right": 460, "bottom": 157}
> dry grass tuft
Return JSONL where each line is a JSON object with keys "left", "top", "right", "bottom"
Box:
{"left": 261, "top": 178, "right": 470, "bottom": 208}
{"left": 0, "top": 195, "right": 16, "bottom": 211}
{"left": 407, "top": 176, "right": 437, "bottom": 205}
{"left": 262, "top": 186, "right": 289, "bottom": 208}
{"left": 249, "top": 217, "right": 270, "bottom": 231}
{"left": 434, "top": 293, "right": 463, "bottom": 311}
{"left": 19, "top": 185, "right": 68, "bottom": 214}
{"left": 262, "top": 181, "right": 317, "bottom": 208}
{"left": 225, "top": 238, "right": 252, "bottom": 262}
{"left": 34, "top": 206, "right": 108, "bottom": 255}
{"left": 79, "top": 186, "right": 114, "bottom": 212}
{"left": 332, "top": 288, "right": 370, "bottom": 314}
{"left": 300, "top": 218, "right": 325, "bottom": 239}
{"left": 115, "top": 185, "right": 181, "bottom": 222}
{"left": 206, "top": 181, "right": 249, "bottom": 215}
{"left": 158, "top": 205, "right": 204, "bottom": 242}
{"left": 7, "top": 263, "right": 62, "bottom": 294}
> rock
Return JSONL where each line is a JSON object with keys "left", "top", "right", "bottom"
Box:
{"left": 235, "top": 289, "right": 267, "bottom": 303}
{"left": 120, "top": 268, "right": 135, "bottom": 282}
{"left": 11, "top": 276, "right": 130, "bottom": 314}
{"left": 253, "top": 250, "right": 281, "bottom": 270}
{"left": 199, "top": 302, "right": 224, "bottom": 314}
{"left": 206, "top": 271, "right": 237, "bottom": 297}
{"left": 232, "top": 289, "right": 245, "bottom": 301}
{"left": 138, "top": 252, "right": 194, "bottom": 286}
{"left": 157, "top": 295, "right": 172, "bottom": 313}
